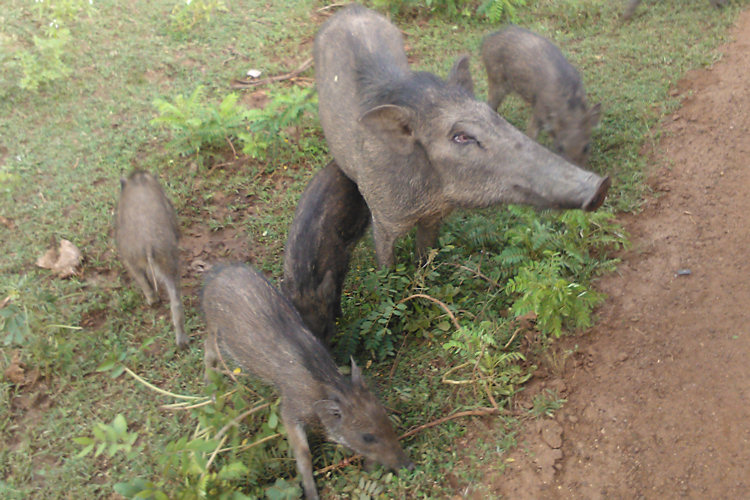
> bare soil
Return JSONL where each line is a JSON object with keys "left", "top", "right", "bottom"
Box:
{"left": 480, "top": 8, "right": 750, "bottom": 500}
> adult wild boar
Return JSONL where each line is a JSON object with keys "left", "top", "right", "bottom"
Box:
{"left": 314, "top": 4, "right": 610, "bottom": 268}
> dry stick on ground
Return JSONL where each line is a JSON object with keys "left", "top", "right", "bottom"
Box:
{"left": 314, "top": 407, "right": 500, "bottom": 476}
{"left": 471, "top": 344, "right": 500, "bottom": 411}
{"left": 316, "top": 3, "right": 348, "bottom": 12}
{"left": 398, "top": 407, "right": 499, "bottom": 440}
{"left": 388, "top": 334, "right": 411, "bottom": 381}
{"left": 226, "top": 136, "right": 238, "bottom": 158}
{"left": 503, "top": 327, "right": 522, "bottom": 350}
{"left": 123, "top": 365, "right": 203, "bottom": 401}
{"left": 397, "top": 293, "right": 461, "bottom": 330}
{"left": 231, "top": 57, "right": 313, "bottom": 88}
{"left": 447, "top": 262, "right": 500, "bottom": 288}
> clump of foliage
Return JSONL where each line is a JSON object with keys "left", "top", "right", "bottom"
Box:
{"left": 530, "top": 388, "right": 566, "bottom": 418}
{"left": 1, "top": 302, "right": 31, "bottom": 347}
{"left": 32, "top": 0, "right": 96, "bottom": 22}
{"left": 170, "top": 0, "right": 228, "bottom": 35}
{"left": 339, "top": 206, "right": 626, "bottom": 362}
{"left": 477, "top": 0, "right": 528, "bottom": 22}
{"left": 15, "top": 27, "right": 72, "bottom": 91}
{"left": 505, "top": 252, "right": 603, "bottom": 337}
{"left": 151, "top": 85, "right": 317, "bottom": 163}
{"left": 151, "top": 86, "right": 248, "bottom": 157}
{"left": 443, "top": 321, "right": 531, "bottom": 401}
{"left": 1, "top": 0, "right": 94, "bottom": 92}
{"left": 368, "top": 0, "right": 528, "bottom": 21}
{"left": 81, "top": 361, "right": 294, "bottom": 499}
{"left": 238, "top": 87, "right": 318, "bottom": 161}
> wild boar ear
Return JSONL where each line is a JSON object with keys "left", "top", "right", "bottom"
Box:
{"left": 313, "top": 399, "right": 343, "bottom": 431}
{"left": 359, "top": 104, "right": 416, "bottom": 156}
{"left": 588, "top": 103, "right": 602, "bottom": 128}
{"left": 447, "top": 55, "right": 474, "bottom": 97}
{"left": 350, "top": 357, "right": 365, "bottom": 388}
{"left": 120, "top": 176, "right": 127, "bottom": 190}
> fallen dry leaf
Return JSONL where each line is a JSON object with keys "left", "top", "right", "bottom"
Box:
{"left": 4, "top": 350, "right": 25, "bottom": 385}
{"left": 36, "top": 239, "right": 82, "bottom": 278}
{"left": 0, "top": 215, "right": 15, "bottom": 229}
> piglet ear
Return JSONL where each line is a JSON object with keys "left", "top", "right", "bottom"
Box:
{"left": 313, "top": 399, "right": 343, "bottom": 432}
{"left": 447, "top": 55, "right": 474, "bottom": 98}
{"left": 359, "top": 104, "right": 416, "bottom": 156}
{"left": 350, "top": 357, "right": 365, "bottom": 388}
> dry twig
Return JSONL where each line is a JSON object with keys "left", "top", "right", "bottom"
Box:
{"left": 397, "top": 293, "right": 460, "bottom": 330}
{"left": 231, "top": 57, "right": 313, "bottom": 88}
{"left": 399, "top": 407, "right": 499, "bottom": 440}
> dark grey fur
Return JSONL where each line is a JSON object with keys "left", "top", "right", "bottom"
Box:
{"left": 116, "top": 170, "right": 188, "bottom": 348}
{"left": 282, "top": 160, "right": 371, "bottom": 344}
{"left": 202, "top": 264, "right": 412, "bottom": 500}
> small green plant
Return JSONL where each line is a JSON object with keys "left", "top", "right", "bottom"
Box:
{"left": 238, "top": 87, "right": 318, "bottom": 161}
{"left": 151, "top": 86, "right": 248, "bottom": 157}
{"left": 33, "top": 0, "right": 95, "bottom": 23}
{"left": 338, "top": 471, "right": 395, "bottom": 498}
{"left": 0, "top": 165, "right": 21, "bottom": 197}
{"left": 370, "top": 0, "right": 470, "bottom": 18}
{"left": 170, "top": 0, "right": 228, "bottom": 34}
{"left": 1, "top": 303, "right": 31, "bottom": 346}
{"left": 264, "top": 478, "right": 303, "bottom": 500}
{"left": 477, "top": 0, "right": 528, "bottom": 22}
{"left": 369, "top": 0, "right": 528, "bottom": 19}
{"left": 151, "top": 85, "right": 317, "bottom": 163}
{"left": 336, "top": 265, "right": 412, "bottom": 361}
{"left": 443, "top": 322, "right": 530, "bottom": 402}
{"left": 15, "top": 28, "right": 72, "bottom": 91}
{"left": 530, "top": 388, "right": 566, "bottom": 418}
{"left": 86, "top": 360, "right": 290, "bottom": 498}
{"left": 505, "top": 252, "right": 604, "bottom": 338}
{"left": 74, "top": 414, "right": 141, "bottom": 460}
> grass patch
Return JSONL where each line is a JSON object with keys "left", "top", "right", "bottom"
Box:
{"left": 0, "top": 0, "right": 746, "bottom": 497}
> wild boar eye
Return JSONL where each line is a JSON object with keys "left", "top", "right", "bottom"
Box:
{"left": 362, "top": 433, "right": 377, "bottom": 444}
{"left": 452, "top": 132, "right": 477, "bottom": 145}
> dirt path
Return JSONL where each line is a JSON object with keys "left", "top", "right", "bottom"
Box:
{"left": 491, "top": 8, "right": 750, "bottom": 500}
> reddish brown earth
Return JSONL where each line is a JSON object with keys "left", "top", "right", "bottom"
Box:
{"left": 485, "top": 8, "right": 750, "bottom": 500}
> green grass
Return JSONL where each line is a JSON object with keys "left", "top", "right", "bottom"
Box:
{"left": 1, "top": 0, "right": 746, "bottom": 497}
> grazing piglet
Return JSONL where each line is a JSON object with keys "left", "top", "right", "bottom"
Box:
{"left": 202, "top": 264, "right": 413, "bottom": 499}
{"left": 481, "top": 26, "right": 602, "bottom": 166}
{"left": 116, "top": 170, "right": 188, "bottom": 348}
{"left": 282, "top": 160, "right": 371, "bottom": 344}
